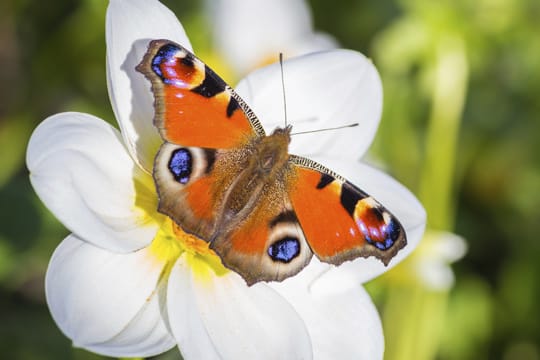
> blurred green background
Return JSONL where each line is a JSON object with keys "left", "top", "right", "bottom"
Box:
{"left": 1, "top": 0, "right": 539, "bottom": 359}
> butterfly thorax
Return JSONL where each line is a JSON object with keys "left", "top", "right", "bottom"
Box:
{"left": 211, "top": 126, "right": 292, "bottom": 238}
{"left": 253, "top": 126, "right": 292, "bottom": 174}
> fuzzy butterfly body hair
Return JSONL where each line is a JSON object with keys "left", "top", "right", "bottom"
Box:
{"left": 137, "top": 39, "right": 407, "bottom": 285}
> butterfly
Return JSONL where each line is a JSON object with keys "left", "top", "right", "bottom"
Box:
{"left": 136, "top": 39, "right": 407, "bottom": 285}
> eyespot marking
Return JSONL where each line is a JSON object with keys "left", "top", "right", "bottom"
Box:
{"left": 268, "top": 237, "right": 300, "bottom": 263}
{"left": 357, "top": 210, "right": 401, "bottom": 251}
{"left": 151, "top": 44, "right": 194, "bottom": 87}
{"left": 151, "top": 44, "right": 178, "bottom": 80}
{"left": 180, "top": 52, "right": 195, "bottom": 68}
{"left": 168, "top": 148, "right": 192, "bottom": 184}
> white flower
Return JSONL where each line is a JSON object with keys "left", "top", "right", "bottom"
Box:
{"left": 206, "top": 0, "right": 338, "bottom": 75}
{"left": 26, "top": 0, "right": 426, "bottom": 358}
{"left": 414, "top": 230, "right": 467, "bottom": 291}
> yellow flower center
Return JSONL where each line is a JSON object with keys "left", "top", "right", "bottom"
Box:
{"left": 149, "top": 218, "right": 229, "bottom": 282}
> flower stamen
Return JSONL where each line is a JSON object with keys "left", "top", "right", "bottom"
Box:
{"left": 149, "top": 218, "right": 229, "bottom": 281}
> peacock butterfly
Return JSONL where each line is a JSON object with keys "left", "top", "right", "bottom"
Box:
{"left": 136, "top": 40, "right": 407, "bottom": 285}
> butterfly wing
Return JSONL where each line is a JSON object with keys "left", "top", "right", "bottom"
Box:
{"left": 136, "top": 39, "right": 265, "bottom": 148}
{"left": 288, "top": 155, "right": 407, "bottom": 266}
{"left": 153, "top": 143, "right": 221, "bottom": 238}
{"left": 137, "top": 40, "right": 266, "bottom": 237}
{"left": 209, "top": 177, "right": 313, "bottom": 285}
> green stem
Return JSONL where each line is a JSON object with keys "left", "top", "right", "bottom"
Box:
{"left": 383, "top": 284, "right": 449, "bottom": 360}
{"left": 419, "top": 35, "right": 469, "bottom": 230}
{"left": 384, "top": 35, "right": 468, "bottom": 360}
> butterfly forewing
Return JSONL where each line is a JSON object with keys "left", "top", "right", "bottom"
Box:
{"left": 288, "top": 155, "right": 407, "bottom": 266}
{"left": 136, "top": 39, "right": 265, "bottom": 149}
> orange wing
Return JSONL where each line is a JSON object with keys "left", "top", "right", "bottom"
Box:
{"left": 137, "top": 40, "right": 267, "bottom": 241}
{"left": 288, "top": 156, "right": 407, "bottom": 266}
{"left": 136, "top": 40, "right": 265, "bottom": 149}
{"left": 210, "top": 179, "right": 313, "bottom": 286}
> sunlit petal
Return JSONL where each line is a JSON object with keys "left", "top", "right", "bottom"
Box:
{"left": 271, "top": 277, "right": 384, "bottom": 359}
{"left": 46, "top": 234, "right": 175, "bottom": 357}
{"left": 208, "top": 0, "right": 336, "bottom": 73}
{"left": 106, "top": 0, "right": 192, "bottom": 171}
{"left": 167, "top": 255, "right": 312, "bottom": 360}
{"left": 27, "top": 113, "right": 160, "bottom": 252}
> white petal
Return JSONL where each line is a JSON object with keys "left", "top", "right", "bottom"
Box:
{"left": 235, "top": 49, "right": 383, "bottom": 160}
{"left": 293, "top": 32, "right": 339, "bottom": 56}
{"left": 208, "top": 0, "right": 320, "bottom": 73}
{"left": 167, "top": 255, "right": 313, "bottom": 360}
{"left": 414, "top": 231, "right": 466, "bottom": 290}
{"left": 416, "top": 259, "right": 456, "bottom": 291}
{"left": 106, "top": 0, "right": 192, "bottom": 171}
{"left": 271, "top": 277, "right": 384, "bottom": 360}
{"left": 430, "top": 231, "right": 467, "bottom": 263}
{"left": 46, "top": 234, "right": 175, "bottom": 357}
{"left": 304, "top": 157, "right": 426, "bottom": 292}
{"left": 27, "top": 113, "right": 159, "bottom": 252}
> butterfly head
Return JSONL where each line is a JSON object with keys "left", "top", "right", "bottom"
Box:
{"left": 253, "top": 125, "right": 292, "bottom": 173}
{"left": 270, "top": 125, "right": 293, "bottom": 140}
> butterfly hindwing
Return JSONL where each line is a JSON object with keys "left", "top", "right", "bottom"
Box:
{"left": 136, "top": 39, "right": 265, "bottom": 149}
{"left": 210, "top": 179, "right": 313, "bottom": 285}
{"left": 288, "top": 155, "right": 407, "bottom": 266}
{"left": 154, "top": 140, "right": 261, "bottom": 241}
{"left": 154, "top": 142, "right": 220, "bottom": 238}
{"left": 156, "top": 140, "right": 314, "bottom": 285}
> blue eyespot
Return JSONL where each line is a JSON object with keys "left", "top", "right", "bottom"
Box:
{"left": 357, "top": 218, "right": 400, "bottom": 251}
{"left": 152, "top": 44, "right": 179, "bottom": 79}
{"left": 168, "top": 148, "right": 192, "bottom": 184}
{"left": 268, "top": 237, "right": 300, "bottom": 263}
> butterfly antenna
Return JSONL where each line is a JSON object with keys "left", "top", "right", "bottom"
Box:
{"left": 290, "top": 123, "right": 359, "bottom": 136}
{"left": 279, "top": 53, "right": 288, "bottom": 128}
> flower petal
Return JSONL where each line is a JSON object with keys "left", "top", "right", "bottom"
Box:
{"left": 106, "top": 0, "right": 192, "bottom": 171}
{"left": 208, "top": 0, "right": 336, "bottom": 74}
{"left": 27, "top": 112, "right": 159, "bottom": 252}
{"left": 46, "top": 234, "right": 175, "bottom": 357}
{"left": 305, "top": 157, "right": 426, "bottom": 292}
{"left": 167, "top": 255, "right": 313, "bottom": 359}
{"left": 235, "top": 49, "right": 383, "bottom": 160}
{"left": 271, "top": 276, "right": 384, "bottom": 359}
{"left": 293, "top": 32, "right": 339, "bottom": 56}
{"left": 415, "top": 231, "right": 467, "bottom": 290}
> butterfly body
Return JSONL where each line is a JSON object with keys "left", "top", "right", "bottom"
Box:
{"left": 137, "top": 40, "right": 407, "bottom": 285}
{"left": 208, "top": 126, "right": 293, "bottom": 242}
